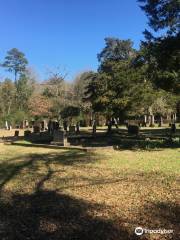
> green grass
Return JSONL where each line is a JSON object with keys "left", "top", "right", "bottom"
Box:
{"left": 0, "top": 143, "right": 179, "bottom": 239}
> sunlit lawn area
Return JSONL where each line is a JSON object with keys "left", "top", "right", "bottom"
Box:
{"left": 0, "top": 143, "right": 179, "bottom": 239}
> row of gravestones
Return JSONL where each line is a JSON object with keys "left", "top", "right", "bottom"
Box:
{"left": 23, "top": 127, "right": 76, "bottom": 146}
{"left": 24, "top": 130, "right": 69, "bottom": 146}
{"left": 127, "top": 123, "right": 177, "bottom": 135}
{"left": 31, "top": 120, "right": 78, "bottom": 134}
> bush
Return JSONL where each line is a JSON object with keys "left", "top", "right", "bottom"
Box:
{"left": 128, "top": 125, "right": 139, "bottom": 135}
{"left": 60, "top": 106, "right": 80, "bottom": 119}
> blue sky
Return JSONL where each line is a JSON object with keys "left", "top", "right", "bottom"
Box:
{"left": 0, "top": 0, "right": 148, "bottom": 81}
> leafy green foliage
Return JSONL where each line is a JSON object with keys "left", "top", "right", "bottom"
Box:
{"left": 15, "top": 74, "right": 34, "bottom": 111}
{"left": 138, "top": 0, "right": 180, "bottom": 94}
{"left": 139, "top": 34, "right": 180, "bottom": 93}
{"left": 60, "top": 106, "right": 80, "bottom": 119}
{"left": 98, "top": 38, "right": 135, "bottom": 64}
{"left": 1, "top": 48, "right": 28, "bottom": 81}
{"left": 138, "top": 0, "right": 180, "bottom": 35}
{"left": 0, "top": 79, "right": 16, "bottom": 117}
{"left": 86, "top": 37, "right": 155, "bottom": 119}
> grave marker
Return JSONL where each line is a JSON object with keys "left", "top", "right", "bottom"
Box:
{"left": 69, "top": 126, "right": 76, "bottom": 134}
{"left": 52, "top": 130, "right": 64, "bottom": 145}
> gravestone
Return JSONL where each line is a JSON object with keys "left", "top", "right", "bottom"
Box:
{"left": 52, "top": 130, "right": 64, "bottom": 145}
{"left": 14, "top": 130, "right": 19, "bottom": 137}
{"left": 30, "top": 121, "right": 35, "bottom": 128}
{"left": 76, "top": 122, "right": 80, "bottom": 134}
{"left": 44, "top": 120, "right": 48, "bottom": 130}
{"left": 63, "top": 120, "right": 68, "bottom": 131}
{"left": 92, "top": 120, "right": 96, "bottom": 134}
{"left": 24, "top": 130, "right": 31, "bottom": 138}
{"left": 107, "top": 120, "right": 112, "bottom": 133}
{"left": 24, "top": 120, "right": 29, "bottom": 128}
{"left": 41, "top": 121, "right": 45, "bottom": 131}
{"left": 28, "top": 131, "right": 52, "bottom": 143}
{"left": 5, "top": 121, "right": 8, "bottom": 130}
{"left": 33, "top": 125, "right": 40, "bottom": 133}
{"left": 69, "top": 126, "right": 76, "bottom": 134}
{"left": 171, "top": 123, "right": 176, "bottom": 134}
{"left": 128, "top": 125, "right": 139, "bottom": 135}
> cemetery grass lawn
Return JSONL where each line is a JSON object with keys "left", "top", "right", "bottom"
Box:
{"left": 0, "top": 143, "right": 179, "bottom": 239}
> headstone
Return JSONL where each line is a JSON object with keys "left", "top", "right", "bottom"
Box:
{"left": 76, "top": 122, "right": 80, "bottom": 134}
{"left": 63, "top": 120, "right": 68, "bottom": 131}
{"left": 14, "top": 130, "right": 19, "bottom": 137}
{"left": 144, "top": 115, "right": 147, "bottom": 123}
{"left": 41, "top": 121, "right": 45, "bottom": 131}
{"left": 5, "top": 121, "right": 8, "bottom": 130}
{"left": 25, "top": 120, "right": 29, "bottom": 128}
{"left": 69, "top": 126, "right": 76, "bottom": 134}
{"left": 171, "top": 123, "right": 176, "bottom": 134}
{"left": 24, "top": 130, "right": 31, "bottom": 138}
{"left": 48, "top": 120, "right": 53, "bottom": 134}
{"left": 107, "top": 120, "right": 112, "bottom": 133}
{"left": 92, "top": 120, "right": 96, "bottom": 134}
{"left": 44, "top": 121, "right": 48, "bottom": 130}
{"left": 33, "top": 125, "right": 40, "bottom": 133}
{"left": 128, "top": 125, "right": 139, "bottom": 135}
{"left": 53, "top": 130, "right": 64, "bottom": 145}
{"left": 30, "top": 121, "right": 35, "bottom": 128}
{"left": 54, "top": 121, "right": 59, "bottom": 130}
{"left": 172, "top": 113, "right": 177, "bottom": 123}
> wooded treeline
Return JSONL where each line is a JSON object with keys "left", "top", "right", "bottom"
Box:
{"left": 0, "top": 0, "right": 179, "bottom": 127}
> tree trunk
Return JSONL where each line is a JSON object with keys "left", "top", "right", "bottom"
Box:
{"left": 158, "top": 116, "right": 163, "bottom": 127}
{"left": 173, "top": 113, "right": 177, "bottom": 123}
{"left": 149, "top": 115, "right": 154, "bottom": 127}
{"left": 15, "top": 70, "right": 17, "bottom": 83}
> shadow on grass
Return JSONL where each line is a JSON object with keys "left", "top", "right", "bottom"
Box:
{"left": 0, "top": 155, "right": 36, "bottom": 191}
{"left": 0, "top": 149, "right": 141, "bottom": 240}
{"left": 113, "top": 138, "right": 180, "bottom": 151}
{"left": 139, "top": 201, "right": 180, "bottom": 239}
{"left": 0, "top": 190, "right": 142, "bottom": 240}
{"left": 0, "top": 191, "right": 178, "bottom": 239}
{"left": 0, "top": 148, "right": 179, "bottom": 239}
{"left": 0, "top": 149, "right": 96, "bottom": 193}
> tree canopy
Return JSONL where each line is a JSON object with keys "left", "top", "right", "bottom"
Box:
{"left": 1, "top": 48, "right": 28, "bottom": 81}
{"left": 97, "top": 38, "right": 135, "bottom": 65}
{"left": 138, "top": 0, "right": 180, "bottom": 35}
